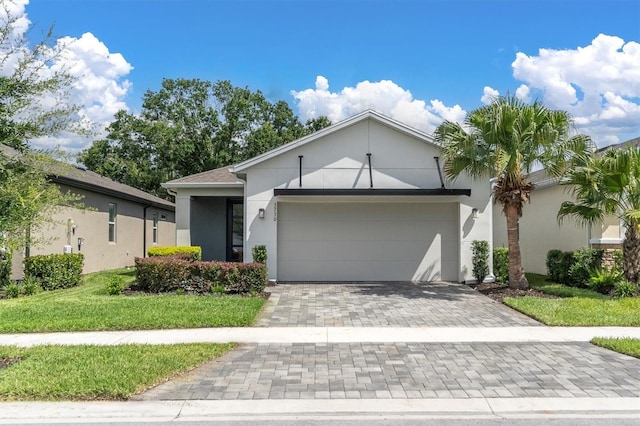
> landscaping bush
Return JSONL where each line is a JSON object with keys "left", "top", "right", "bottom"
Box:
{"left": 135, "top": 257, "right": 268, "bottom": 295}
{"left": 21, "top": 276, "right": 41, "bottom": 296}
{"left": 471, "top": 240, "right": 489, "bottom": 283}
{"left": 3, "top": 281, "right": 19, "bottom": 298}
{"left": 613, "top": 280, "right": 639, "bottom": 298}
{"left": 493, "top": 247, "right": 509, "bottom": 285}
{"left": 106, "top": 276, "right": 127, "bottom": 295}
{"left": 147, "top": 246, "right": 202, "bottom": 261}
{"left": 24, "top": 253, "right": 84, "bottom": 290}
{"left": 252, "top": 245, "right": 267, "bottom": 264}
{"left": 569, "top": 248, "right": 604, "bottom": 287}
{"left": 134, "top": 255, "right": 191, "bottom": 293}
{"left": 0, "top": 250, "right": 12, "bottom": 287}
{"left": 587, "top": 268, "right": 623, "bottom": 295}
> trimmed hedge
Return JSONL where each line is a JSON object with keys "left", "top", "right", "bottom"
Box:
{"left": 471, "top": 240, "right": 490, "bottom": 283}
{"left": 493, "top": 247, "right": 509, "bottom": 285}
{"left": 147, "top": 246, "right": 202, "bottom": 261}
{"left": 546, "top": 248, "right": 604, "bottom": 287}
{"left": 135, "top": 256, "right": 267, "bottom": 295}
{"left": 24, "top": 253, "right": 84, "bottom": 290}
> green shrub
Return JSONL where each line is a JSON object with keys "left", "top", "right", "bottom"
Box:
{"left": 252, "top": 245, "right": 267, "bottom": 264}
{"left": 587, "top": 268, "right": 622, "bottom": 295}
{"left": 24, "top": 253, "right": 84, "bottom": 290}
{"left": 135, "top": 257, "right": 268, "bottom": 295}
{"left": 106, "top": 276, "right": 127, "bottom": 295}
{"left": 612, "top": 249, "right": 623, "bottom": 273}
{"left": 134, "top": 256, "right": 191, "bottom": 293}
{"left": 569, "top": 248, "right": 604, "bottom": 287}
{"left": 471, "top": 240, "right": 489, "bottom": 283}
{"left": 0, "top": 249, "right": 12, "bottom": 287}
{"left": 147, "top": 246, "right": 202, "bottom": 261}
{"left": 546, "top": 249, "right": 574, "bottom": 284}
{"left": 3, "top": 281, "right": 19, "bottom": 298}
{"left": 613, "top": 280, "right": 639, "bottom": 298}
{"left": 493, "top": 247, "right": 509, "bottom": 285}
{"left": 21, "top": 276, "right": 41, "bottom": 296}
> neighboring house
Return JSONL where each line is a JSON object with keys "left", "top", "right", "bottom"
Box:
{"left": 163, "top": 110, "right": 493, "bottom": 283}
{"left": 492, "top": 137, "right": 640, "bottom": 275}
{"left": 1, "top": 144, "right": 176, "bottom": 279}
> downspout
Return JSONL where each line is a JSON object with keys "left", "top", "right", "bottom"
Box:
{"left": 367, "top": 153, "right": 373, "bottom": 188}
{"left": 298, "top": 155, "right": 303, "bottom": 187}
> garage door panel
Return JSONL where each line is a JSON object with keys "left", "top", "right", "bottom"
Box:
{"left": 277, "top": 202, "right": 458, "bottom": 282}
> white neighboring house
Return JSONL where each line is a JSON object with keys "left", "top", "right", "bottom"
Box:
{"left": 163, "top": 110, "right": 494, "bottom": 283}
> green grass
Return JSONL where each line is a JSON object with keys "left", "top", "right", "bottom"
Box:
{"left": 526, "top": 273, "right": 606, "bottom": 299}
{"left": 0, "top": 343, "right": 234, "bottom": 400}
{"left": 0, "top": 269, "right": 266, "bottom": 333}
{"left": 503, "top": 273, "right": 640, "bottom": 326}
{"left": 591, "top": 338, "right": 640, "bottom": 359}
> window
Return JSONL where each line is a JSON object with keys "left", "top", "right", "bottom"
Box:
{"left": 152, "top": 212, "right": 158, "bottom": 244}
{"left": 108, "top": 203, "right": 117, "bottom": 243}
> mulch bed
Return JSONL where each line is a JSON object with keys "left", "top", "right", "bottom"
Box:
{"left": 472, "top": 282, "right": 560, "bottom": 303}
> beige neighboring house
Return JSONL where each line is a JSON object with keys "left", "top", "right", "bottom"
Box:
{"left": 164, "top": 110, "right": 493, "bottom": 283}
{"left": 493, "top": 137, "right": 639, "bottom": 275}
{"left": 1, "top": 144, "right": 176, "bottom": 279}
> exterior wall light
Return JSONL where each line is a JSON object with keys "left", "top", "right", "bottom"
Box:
{"left": 258, "top": 208, "right": 265, "bottom": 219}
{"left": 472, "top": 208, "right": 479, "bottom": 219}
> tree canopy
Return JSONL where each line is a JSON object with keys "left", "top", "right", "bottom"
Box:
{"left": 0, "top": 2, "right": 82, "bottom": 152}
{"left": 435, "top": 95, "right": 591, "bottom": 289}
{"left": 79, "top": 78, "right": 330, "bottom": 198}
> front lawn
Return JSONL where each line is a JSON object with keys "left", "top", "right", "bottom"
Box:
{"left": 591, "top": 338, "right": 640, "bottom": 359}
{"left": 0, "top": 269, "right": 266, "bottom": 333}
{"left": 0, "top": 343, "right": 234, "bottom": 400}
{"left": 503, "top": 273, "right": 640, "bottom": 326}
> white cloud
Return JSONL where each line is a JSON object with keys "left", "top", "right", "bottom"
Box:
{"left": 515, "top": 84, "right": 530, "bottom": 103}
{"left": 481, "top": 86, "right": 499, "bottom": 105}
{"left": 291, "top": 76, "right": 466, "bottom": 135}
{"left": 512, "top": 34, "right": 640, "bottom": 146}
{"left": 1, "top": 1, "right": 133, "bottom": 152}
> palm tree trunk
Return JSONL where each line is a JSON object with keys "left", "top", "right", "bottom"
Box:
{"left": 623, "top": 223, "right": 640, "bottom": 282}
{"left": 505, "top": 203, "right": 529, "bottom": 289}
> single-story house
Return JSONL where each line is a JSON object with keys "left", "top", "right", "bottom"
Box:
{"left": 492, "top": 136, "right": 639, "bottom": 275}
{"left": 1, "top": 144, "right": 176, "bottom": 279}
{"left": 163, "top": 110, "right": 493, "bottom": 283}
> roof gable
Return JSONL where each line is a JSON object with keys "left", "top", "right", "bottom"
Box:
{"left": 233, "top": 110, "right": 439, "bottom": 173}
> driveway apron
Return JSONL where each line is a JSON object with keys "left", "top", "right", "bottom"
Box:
{"left": 136, "top": 282, "right": 640, "bottom": 401}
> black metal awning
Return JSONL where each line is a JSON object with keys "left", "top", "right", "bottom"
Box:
{"left": 274, "top": 188, "right": 471, "bottom": 197}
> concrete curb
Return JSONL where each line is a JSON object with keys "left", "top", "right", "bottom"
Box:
{"left": 2, "top": 326, "right": 640, "bottom": 347}
{"left": 0, "top": 398, "right": 639, "bottom": 423}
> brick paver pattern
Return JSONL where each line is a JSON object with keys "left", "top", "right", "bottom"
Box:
{"left": 138, "top": 342, "right": 640, "bottom": 400}
{"left": 257, "top": 282, "right": 540, "bottom": 327}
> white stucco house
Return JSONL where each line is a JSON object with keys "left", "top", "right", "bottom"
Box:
{"left": 163, "top": 110, "right": 493, "bottom": 283}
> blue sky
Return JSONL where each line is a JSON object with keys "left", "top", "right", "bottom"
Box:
{"left": 14, "top": 0, "right": 640, "bottom": 149}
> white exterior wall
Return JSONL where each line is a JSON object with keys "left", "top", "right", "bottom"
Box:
{"left": 241, "top": 118, "right": 493, "bottom": 282}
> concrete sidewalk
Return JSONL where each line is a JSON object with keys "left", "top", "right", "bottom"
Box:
{"left": 1, "top": 398, "right": 640, "bottom": 423}
{"left": 2, "top": 326, "right": 640, "bottom": 347}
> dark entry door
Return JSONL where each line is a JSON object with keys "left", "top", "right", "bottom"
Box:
{"left": 226, "top": 199, "right": 244, "bottom": 262}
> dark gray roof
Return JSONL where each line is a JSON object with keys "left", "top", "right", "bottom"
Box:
{"left": 528, "top": 135, "right": 640, "bottom": 185}
{"left": 597, "top": 136, "right": 640, "bottom": 153}
{"left": 164, "top": 166, "right": 241, "bottom": 184}
{"left": 1, "top": 144, "right": 174, "bottom": 210}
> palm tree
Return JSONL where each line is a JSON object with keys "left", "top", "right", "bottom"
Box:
{"left": 558, "top": 146, "right": 640, "bottom": 282}
{"left": 435, "top": 95, "right": 591, "bottom": 289}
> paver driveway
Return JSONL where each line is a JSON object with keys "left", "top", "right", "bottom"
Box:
{"left": 256, "top": 282, "right": 540, "bottom": 327}
{"left": 136, "top": 281, "right": 640, "bottom": 402}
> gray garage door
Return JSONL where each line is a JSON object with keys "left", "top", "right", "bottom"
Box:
{"left": 277, "top": 202, "right": 458, "bottom": 282}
